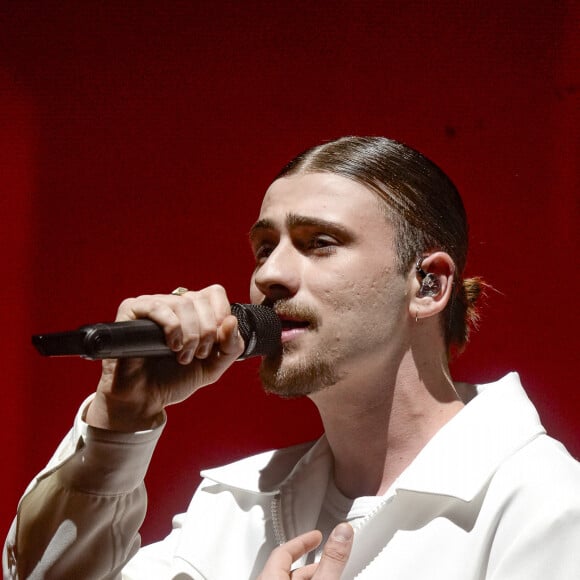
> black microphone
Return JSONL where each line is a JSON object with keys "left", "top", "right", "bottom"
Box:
{"left": 31, "top": 303, "right": 282, "bottom": 361}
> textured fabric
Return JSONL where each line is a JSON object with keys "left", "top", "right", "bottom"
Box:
{"left": 5, "top": 373, "right": 580, "bottom": 579}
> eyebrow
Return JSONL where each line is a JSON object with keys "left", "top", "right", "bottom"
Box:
{"left": 249, "top": 213, "right": 353, "bottom": 241}
{"left": 249, "top": 218, "right": 275, "bottom": 241}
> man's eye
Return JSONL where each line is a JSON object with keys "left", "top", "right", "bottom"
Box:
{"left": 308, "top": 235, "right": 338, "bottom": 252}
{"left": 254, "top": 244, "right": 274, "bottom": 261}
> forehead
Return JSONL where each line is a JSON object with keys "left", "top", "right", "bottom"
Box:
{"left": 257, "top": 172, "right": 387, "bottom": 226}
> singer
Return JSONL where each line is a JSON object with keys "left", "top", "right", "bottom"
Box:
{"left": 5, "top": 137, "right": 580, "bottom": 579}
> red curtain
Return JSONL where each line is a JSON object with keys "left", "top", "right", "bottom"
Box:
{"left": 1, "top": 2, "right": 578, "bottom": 543}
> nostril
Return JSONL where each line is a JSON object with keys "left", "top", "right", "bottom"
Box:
{"left": 263, "top": 284, "right": 293, "bottom": 303}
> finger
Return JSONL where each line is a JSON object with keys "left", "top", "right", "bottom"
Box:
{"left": 285, "top": 526, "right": 354, "bottom": 580}
{"left": 176, "top": 285, "right": 233, "bottom": 363}
{"left": 116, "top": 294, "right": 197, "bottom": 356}
{"left": 115, "top": 292, "right": 222, "bottom": 365}
{"left": 217, "top": 314, "right": 245, "bottom": 357}
{"left": 199, "top": 284, "right": 232, "bottom": 324}
{"left": 287, "top": 563, "right": 318, "bottom": 580}
{"left": 192, "top": 285, "right": 233, "bottom": 360}
{"left": 193, "top": 316, "right": 244, "bottom": 385}
{"left": 257, "top": 531, "right": 322, "bottom": 580}
{"left": 116, "top": 296, "right": 184, "bottom": 351}
{"left": 312, "top": 523, "right": 353, "bottom": 579}
{"left": 174, "top": 291, "right": 218, "bottom": 363}
{"left": 198, "top": 285, "right": 244, "bottom": 364}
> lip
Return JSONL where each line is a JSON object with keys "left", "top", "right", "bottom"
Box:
{"left": 280, "top": 326, "right": 309, "bottom": 343}
{"left": 278, "top": 316, "right": 310, "bottom": 344}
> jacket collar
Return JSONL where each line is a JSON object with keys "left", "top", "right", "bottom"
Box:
{"left": 202, "top": 373, "right": 544, "bottom": 505}
{"left": 200, "top": 437, "right": 331, "bottom": 495}
{"left": 392, "top": 372, "right": 545, "bottom": 501}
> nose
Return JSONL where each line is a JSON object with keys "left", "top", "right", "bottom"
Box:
{"left": 251, "top": 241, "right": 301, "bottom": 303}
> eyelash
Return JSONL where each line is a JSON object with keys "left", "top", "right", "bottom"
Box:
{"left": 253, "top": 235, "right": 339, "bottom": 262}
{"left": 254, "top": 244, "right": 274, "bottom": 261}
{"left": 307, "top": 235, "right": 337, "bottom": 252}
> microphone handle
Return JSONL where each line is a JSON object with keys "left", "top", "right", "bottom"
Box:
{"left": 32, "top": 304, "right": 281, "bottom": 360}
{"left": 33, "top": 320, "right": 172, "bottom": 360}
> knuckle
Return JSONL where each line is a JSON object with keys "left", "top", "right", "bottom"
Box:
{"left": 271, "top": 545, "right": 286, "bottom": 558}
{"left": 181, "top": 330, "right": 201, "bottom": 346}
{"left": 164, "top": 317, "right": 181, "bottom": 333}
{"left": 149, "top": 298, "right": 166, "bottom": 311}
{"left": 118, "top": 297, "right": 136, "bottom": 311}
{"left": 323, "top": 544, "right": 349, "bottom": 563}
{"left": 203, "top": 284, "right": 228, "bottom": 305}
{"left": 207, "top": 283, "right": 226, "bottom": 294}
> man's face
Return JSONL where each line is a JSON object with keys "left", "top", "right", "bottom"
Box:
{"left": 249, "top": 172, "right": 411, "bottom": 398}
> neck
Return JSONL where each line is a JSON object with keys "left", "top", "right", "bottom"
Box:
{"left": 310, "top": 348, "right": 466, "bottom": 499}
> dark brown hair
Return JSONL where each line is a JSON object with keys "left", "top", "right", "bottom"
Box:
{"left": 275, "top": 136, "right": 485, "bottom": 352}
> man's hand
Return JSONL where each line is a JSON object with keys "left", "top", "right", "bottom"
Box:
{"left": 258, "top": 523, "right": 354, "bottom": 580}
{"left": 86, "top": 284, "right": 245, "bottom": 431}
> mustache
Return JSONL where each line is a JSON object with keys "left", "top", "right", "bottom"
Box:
{"left": 261, "top": 298, "right": 319, "bottom": 329}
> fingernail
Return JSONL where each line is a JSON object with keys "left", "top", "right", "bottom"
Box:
{"left": 172, "top": 338, "right": 183, "bottom": 351}
{"left": 196, "top": 345, "right": 210, "bottom": 359}
{"left": 331, "top": 523, "right": 353, "bottom": 542}
{"left": 179, "top": 350, "right": 193, "bottom": 364}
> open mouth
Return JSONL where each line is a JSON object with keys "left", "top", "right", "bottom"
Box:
{"left": 269, "top": 301, "right": 318, "bottom": 341}
{"left": 280, "top": 318, "right": 310, "bottom": 331}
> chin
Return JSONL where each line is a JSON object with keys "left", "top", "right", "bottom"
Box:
{"left": 259, "top": 350, "right": 339, "bottom": 399}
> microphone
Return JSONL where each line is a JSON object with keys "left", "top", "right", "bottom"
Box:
{"left": 31, "top": 303, "right": 282, "bottom": 361}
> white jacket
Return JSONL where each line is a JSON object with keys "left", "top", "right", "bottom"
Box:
{"left": 5, "top": 373, "right": 580, "bottom": 579}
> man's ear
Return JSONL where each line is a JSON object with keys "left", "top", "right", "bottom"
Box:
{"left": 409, "top": 252, "right": 456, "bottom": 321}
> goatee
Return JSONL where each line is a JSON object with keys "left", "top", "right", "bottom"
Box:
{"left": 259, "top": 347, "right": 340, "bottom": 398}
{"left": 258, "top": 299, "right": 341, "bottom": 397}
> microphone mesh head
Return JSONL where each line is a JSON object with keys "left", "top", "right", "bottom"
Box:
{"left": 231, "top": 303, "right": 282, "bottom": 359}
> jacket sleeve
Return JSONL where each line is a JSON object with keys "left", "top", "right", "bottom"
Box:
{"left": 3, "top": 397, "right": 165, "bottom": 580}
{"left": 486, "top": 439, "right": 580, "bottom": 580}
{"left": 487, "top": 501, "right": 580, "bottom": 579}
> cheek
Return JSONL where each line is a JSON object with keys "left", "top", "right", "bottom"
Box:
{"left": 326, "top": 260, "right": 402, "bottom": 308}
{"left": 323, "top": 264, "right": 408, "bottom": 337}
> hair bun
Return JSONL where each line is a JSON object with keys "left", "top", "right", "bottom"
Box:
{"left": 448, "top": 276, "right": 489, "bottom": 354}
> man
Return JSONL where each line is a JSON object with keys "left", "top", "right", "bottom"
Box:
{"left": 5, "top": 136, "right": 580, "bottom": 579}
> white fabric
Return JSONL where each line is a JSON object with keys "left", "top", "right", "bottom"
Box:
{"left": 313, "top": 478, "right": 381, "bottom": 563}
{"left": 5, "top": 373, "right": 580, "bottom": 579}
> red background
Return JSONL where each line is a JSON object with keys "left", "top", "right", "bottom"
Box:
{"left": 1, "top": 2, "right": 578, "bottom": 544}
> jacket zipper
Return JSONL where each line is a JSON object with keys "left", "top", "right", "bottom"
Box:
{"left": 271, "top": 493, "right": 287, "bottom": 546}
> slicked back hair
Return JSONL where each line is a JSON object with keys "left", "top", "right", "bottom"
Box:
{"left": 275, "top": 136, "right": 484, "bottom": 352}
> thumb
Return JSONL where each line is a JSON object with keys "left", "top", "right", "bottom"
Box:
{"left": 203, "top": 315, "right": 245, "bottom": 378}
{"left": 312, "top": 523, "right": 353, "bottom": 579}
